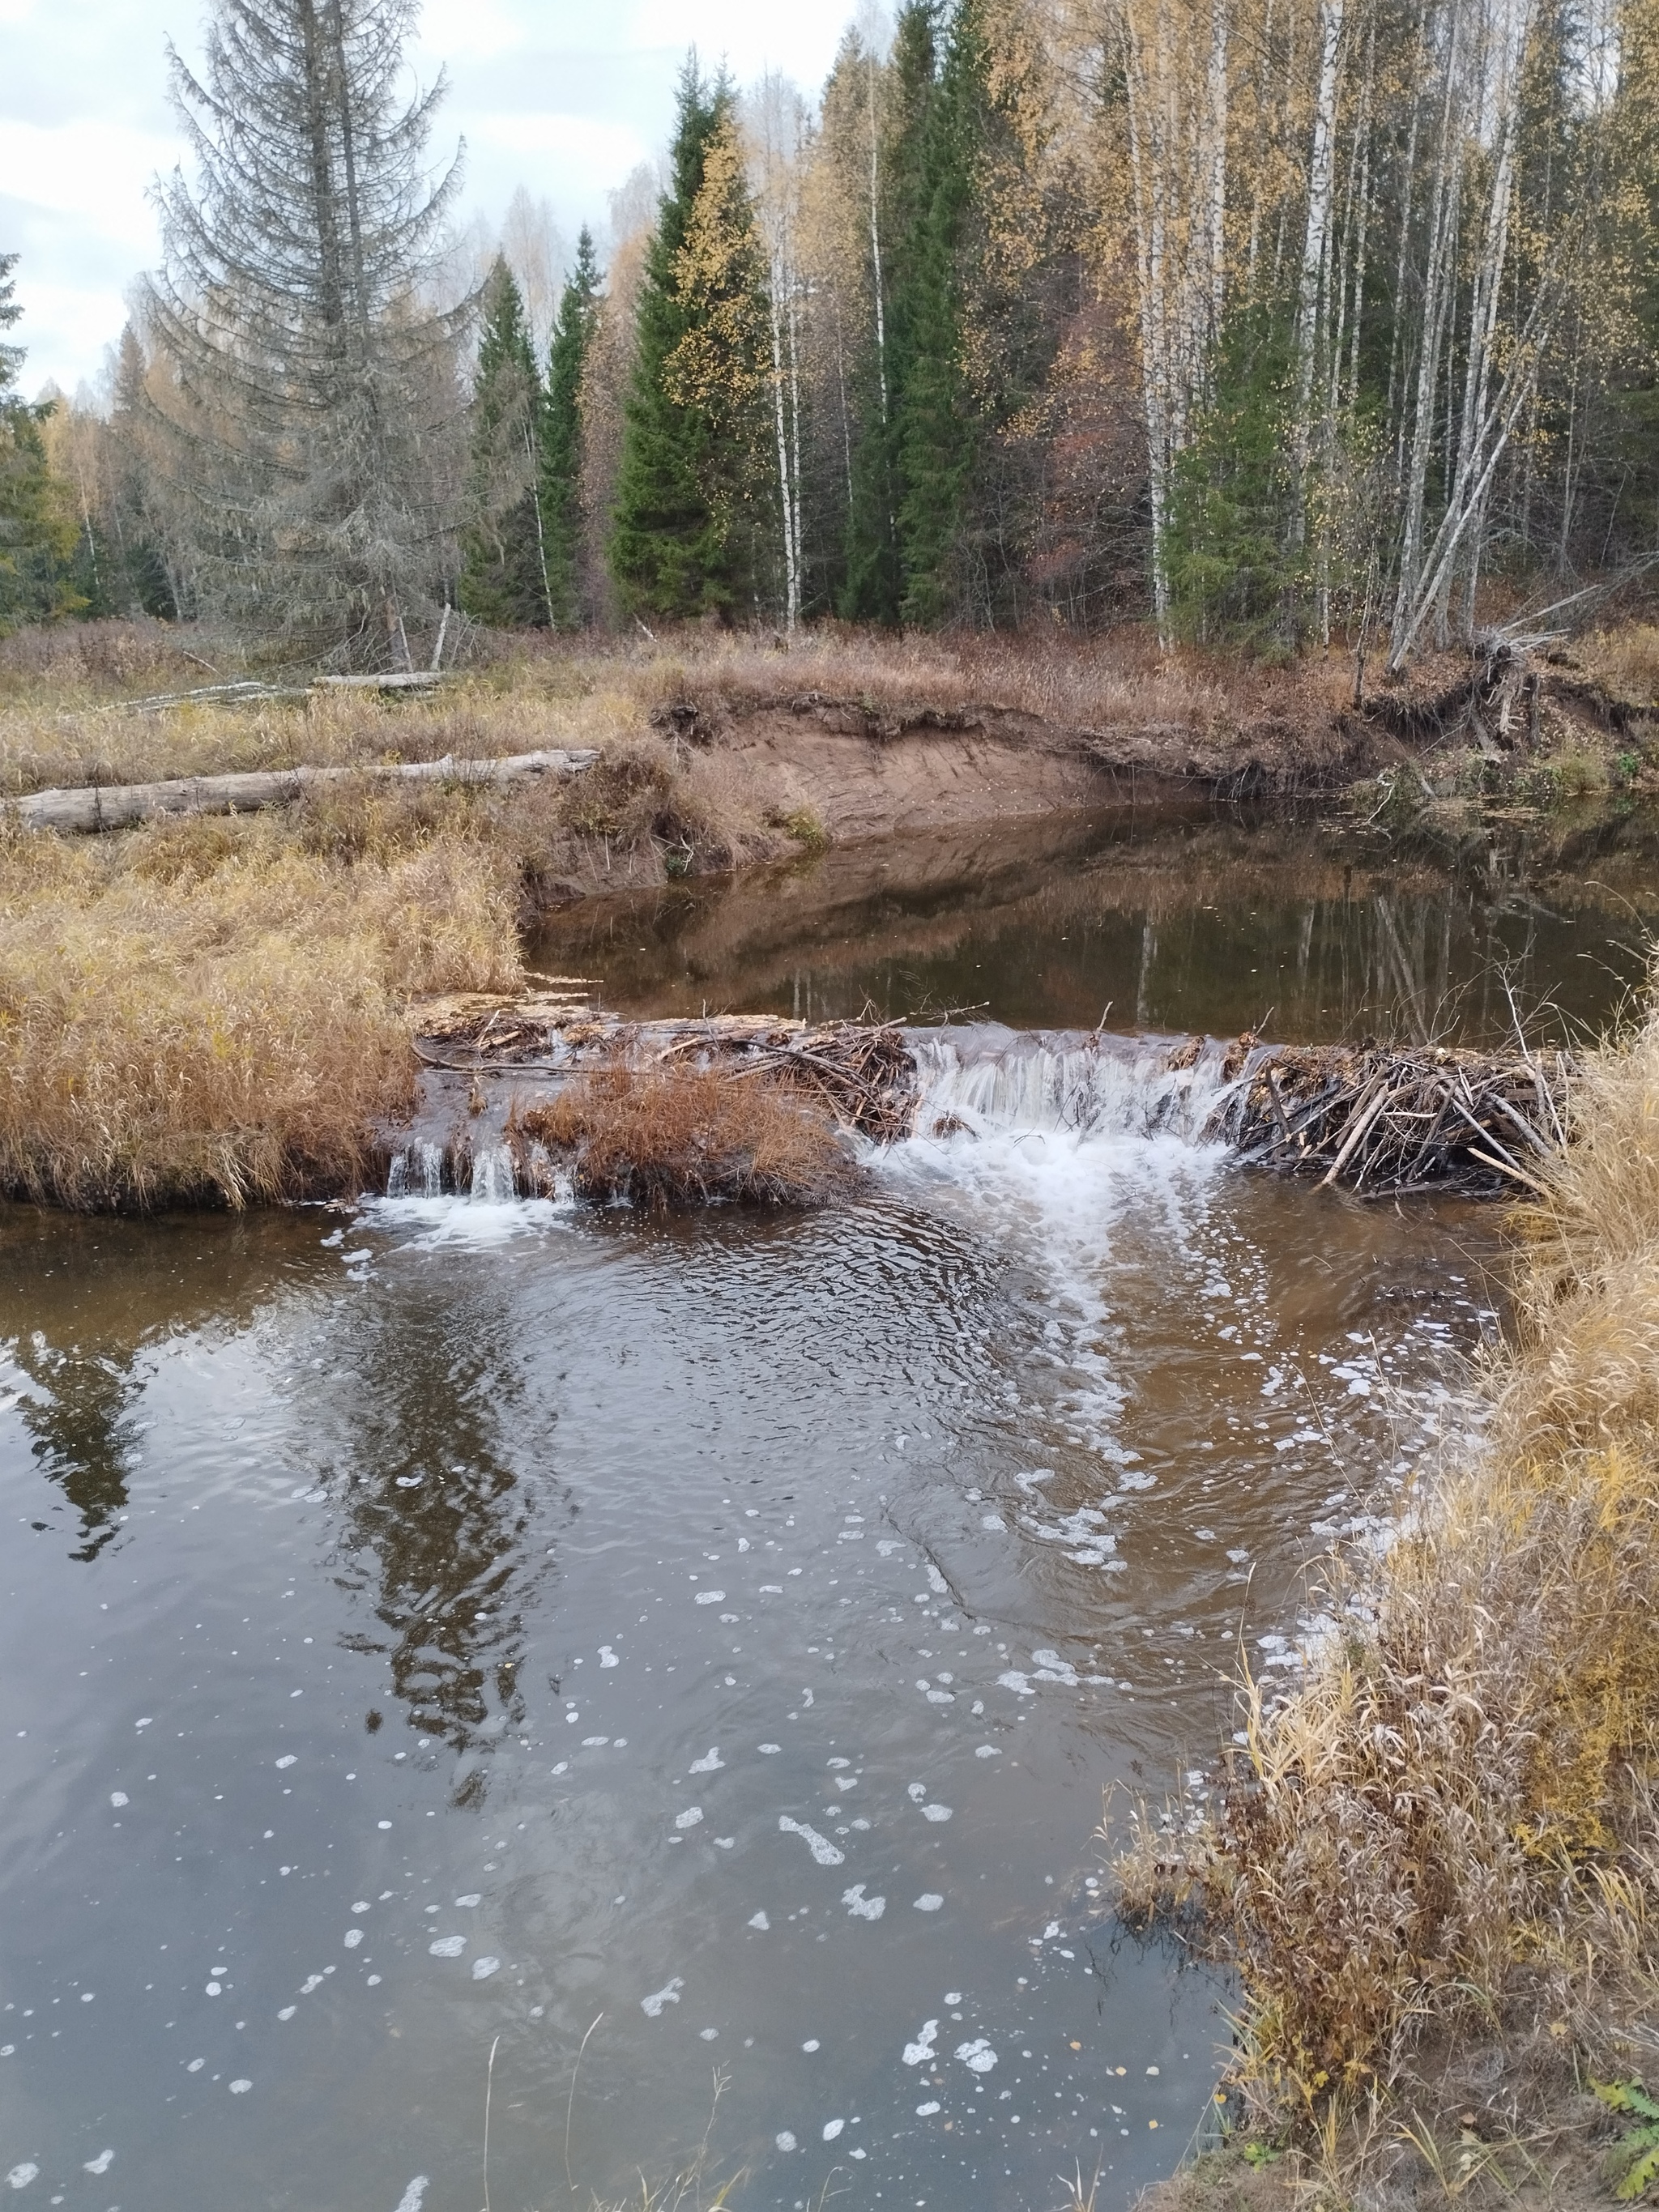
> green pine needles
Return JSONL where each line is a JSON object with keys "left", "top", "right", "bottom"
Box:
{"left": 610, "top": 58, "right": 777, "bottom": 623}
{"left": 540, "top": 228, "right": 600, "bottom": 629}
{"left": 461, "top": 256, "right": 551, "bottom": 629}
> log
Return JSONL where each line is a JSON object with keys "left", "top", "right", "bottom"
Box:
{"left": 11, "top": 747, "right": 599, "bottom": 833}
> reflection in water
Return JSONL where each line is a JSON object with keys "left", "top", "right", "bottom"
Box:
{"left": 319, "top": 1274, "right": 572, "bottom": 1781}
{"left": 0, "top": 1212, "right": 295, "bottom": 1563}
{"left": 11, "top": 1332, "right": 139, "bottom": 1562}
{"left": 531, "top": 800, "right": 1659, "bottom": 1046}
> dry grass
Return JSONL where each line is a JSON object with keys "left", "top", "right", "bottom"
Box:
{"left": 1115, "top": 991, "right": 1659, "bottom": 2162}
{"left": 0, "top": 617, "right": 1354, "bottom": 800}
{"left": 0, "top": 809, "right": 521, "bottom": 1209}
{"left": 516, "top": 1064, "right": 864, "bottom": 1212}
{"left": 1577, "top": 625, "right": 1659, "bottom": 713}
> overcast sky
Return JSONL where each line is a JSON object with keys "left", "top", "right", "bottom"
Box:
{"left": 0, "top": 0, "right": 856, "bottom": 400}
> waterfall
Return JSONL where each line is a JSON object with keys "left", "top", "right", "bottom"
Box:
{"left": 902, "top": 1025, "right": 1234, "bottom": 1145}
{"left": 386, "top": 1141, "right": 445, "bottom": 1197}
{"left": 468, "top": 1146, "right": 518, "bottom": 1204}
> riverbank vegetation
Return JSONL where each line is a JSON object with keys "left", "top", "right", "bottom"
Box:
{"left": 517, "top": 1066, "right": 864, "bottom": 1211}
{"left": 1116, "top": 992, "right": 1659, "bottom": 2202}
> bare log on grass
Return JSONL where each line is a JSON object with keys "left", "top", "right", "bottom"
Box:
{"left": 1205, "top": 1038, "right": 1575, "bottom": 1197}
{"left": 13, "top": 748, "right": 598, "bottom": 833}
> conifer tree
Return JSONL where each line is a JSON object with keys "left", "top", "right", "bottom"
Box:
{"left": 460, "top": 254, "right": 549, "bottom": 627}
{"left": 539, "top": 227, "right": 600, "bottom": 628}
{"left": 144, "top": 0, "right": 469, "bottom": 660}
{"left": 610, "top": 60, "right": 775, "bottom": 620}
{"left": 893, "top": 0, "right": 985, "bottom": 624}
{"left": 838, "top": 4, "right": 940, "bottom": 624}
{"left": 0, "top": 256, "right": 83, "bottom": 633}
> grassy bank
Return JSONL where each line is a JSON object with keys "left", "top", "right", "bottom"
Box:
{"left": 1119, "top": 999, "right": 1659, "bottom": 2202}
{"left": 2, "top": 616, "right": 1657, "bottom": 1215}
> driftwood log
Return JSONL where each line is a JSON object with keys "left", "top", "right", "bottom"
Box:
{"left": 12, "top": 747, "right": 598, "bottom": 833}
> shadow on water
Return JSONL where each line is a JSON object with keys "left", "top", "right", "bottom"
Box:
{"left": 531, "top": 798, "right": 1659, "bottom": 1045}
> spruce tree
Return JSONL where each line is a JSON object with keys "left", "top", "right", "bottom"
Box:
{"left": 610, "top": 60, "right": 774, "bottom": 621}
{"left": 0, "top": 256, "right": 83, "bottom": 633}
{"left": 460, "top": 254, "right": 549, "bottom": 627}
{"left": 144, "top": 0, "right": 469, "bottom": 660}
{"left": 539, "top": 227, "right": 600, "bottom": 628}
{"left": 893, "top": 0, "right": 986, "bottom": 625}
{"left": 838, "top": 5, "right": 939, "bottom": 624}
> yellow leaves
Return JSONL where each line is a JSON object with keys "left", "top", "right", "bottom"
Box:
{"left": 663, "top": 117, "right": 771, "bottom": 428}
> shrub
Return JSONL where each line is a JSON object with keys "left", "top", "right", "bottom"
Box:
{"left": 518, "top": 1064, "right": 864, "bottom": 1212}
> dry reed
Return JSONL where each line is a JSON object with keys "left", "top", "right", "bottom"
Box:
{"left": 517, "top": 1065, "right": 864, "bottom": 1212}
{"left": 0, "top": 811, "right": 522, "bottom": 1208}
{"left": 1116, "top": 989, "right": 1659, "bottom": 2157}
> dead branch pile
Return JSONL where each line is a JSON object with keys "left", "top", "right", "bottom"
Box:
{"left": 1207, "top": 1040, "right": 1574, "bottom": 1196}
{"left": 412, "top": 990, "right": 919, "bottom": 1142}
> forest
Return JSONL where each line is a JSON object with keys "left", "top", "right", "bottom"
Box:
{"left": 2, "top": 0, "right": 1657, "bottom": 666}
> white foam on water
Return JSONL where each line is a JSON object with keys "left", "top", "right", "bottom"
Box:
{"left": 454, "top": 1894, "right": 480, "bottom": 1907}
{"left": 694, "top": 1590, "right": 726, "bottom": 1605}
{"left": 675, "top": 1806, "right": 704, "bottom": 1829}
{"left": 778, "top": 1816, "right": 843, "bottom": 1866}
{"left": 6, "top": 2165, "right": 38, "bottom": 2189}
{"left": 393, "top": 2180, "right": 430, "bottom": 2212}
{"left": 471, "top": 1957, "right": 500, "bottom": 1980}
{"left": 748, "top": 1912, "right": 770, "bottom": 1930}
{"left": 822, "top": 2118, "right": 844, "bottom": 2141}
{"left": 428, "top": 1936, "right": 466, "bottom": 1958}
{"left": 641, "top": 1976, "right": 684, "bottom": 2018}
{"left": 109, "top": 1792, "right": 127, "bottom": 1807}
{"left": 902, "top": 2020, "right": 940, "bottom": 2065}
{"left": 975, "top": 1745, "right": 1001, "bottom": 1758}
{"left": 689, "top": 1747, "right": 724, "bottom": 1772}
{"left": 598, "top": 1646, "right": 619, "bottom": 1667}
{"left": 343, "top": 1929, "right": 364, "bottom": 1949}
{"left": 841, "top": 1884, "right": 885, "bottom": 1920}
{"left": 229, "top": 2078, "right": 252, "bottom": 2094}
{"left": 774, "top": 2133, "right": 797, "bottom": 2153}
{"left": 913, "top": 1894, "right": 944, "bottom": 1912}
{"left": 82, "top": 2153, "right": 113, "bottom": 2176}
{"left": 921, "top": 1803, "right": 952, "bottom": 1822}
{"left": 915, "top": 2100, "right": 941, "bottom": 2116}
{"left": 955, "top": 2039, "right": 997, "bottom": 2073}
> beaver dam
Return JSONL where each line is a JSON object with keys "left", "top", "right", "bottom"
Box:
{"left": 393, "top": 984, "right": 1574, "bottom": 1208}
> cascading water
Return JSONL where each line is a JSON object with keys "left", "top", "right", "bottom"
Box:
{"left": 900, "top": 1024, "right": 1234, "bottom": 1144}
{"left": 467, "top": 1144, "right": 518, "bottom": 1203}
{"left": 386, "top": 1140, "right": 445, "bottom": 1198}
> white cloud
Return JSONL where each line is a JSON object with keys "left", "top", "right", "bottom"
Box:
{"left": 0, "top": 122, "right": 173, "bottom": 245}
{"left": 2, "top": 0, "right": 857, "bottom": 392}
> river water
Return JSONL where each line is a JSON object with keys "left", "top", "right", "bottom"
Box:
{"left": 5, "top": 801, "right": 1646, "bottom": 2212}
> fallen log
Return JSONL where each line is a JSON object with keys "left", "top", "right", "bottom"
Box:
{"left": 11, "top": 747, "right": 599, "bottom": 833}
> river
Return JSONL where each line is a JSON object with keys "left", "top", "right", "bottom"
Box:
{"left": 3, "top": 802, "right": 1648, "bottom": 2212}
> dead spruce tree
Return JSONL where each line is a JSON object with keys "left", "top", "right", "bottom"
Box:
{"left": 144, "top": 0, "right": 470, "bottom": 662}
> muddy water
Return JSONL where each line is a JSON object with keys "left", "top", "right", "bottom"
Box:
{"left": 531, "top": 802, "right": 1659, "bottom": 1045}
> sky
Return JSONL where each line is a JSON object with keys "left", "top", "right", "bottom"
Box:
{"left": 0, "top": 0, "right": 858, "bottom": 401}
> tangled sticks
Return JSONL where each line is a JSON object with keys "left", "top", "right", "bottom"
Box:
{"left": 1207, "top": 1039, "right": 1574, "bottom": 1198}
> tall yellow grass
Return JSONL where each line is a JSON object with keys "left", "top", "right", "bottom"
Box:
{"left": 0, "top": 812, "right": 522, "bottom": 1208}
{"left": 1117, "top": 999, "right": 1659, "bottom": 2133}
